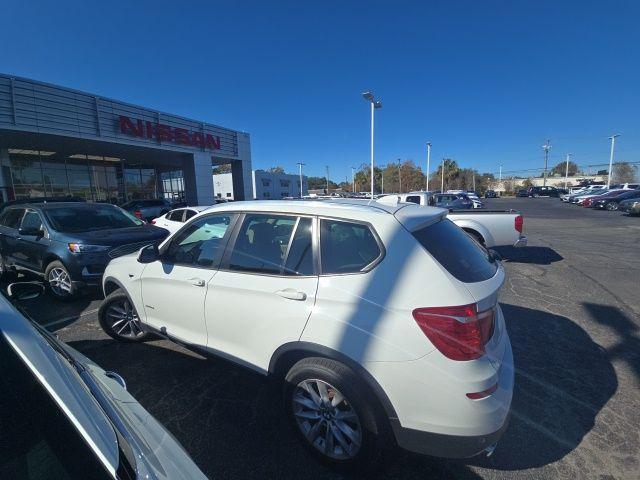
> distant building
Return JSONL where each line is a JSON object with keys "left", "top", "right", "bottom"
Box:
{"left": 212, "top": 172, "right": 235, "bottom": 200}
{"left": 252, "top": 170, "right": 308, "bottom": 199}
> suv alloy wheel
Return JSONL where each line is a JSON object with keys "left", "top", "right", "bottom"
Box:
{"left": 45, "top": 261, "right": 77, "bottom": 300}
{"left": 284, "top": 358, "right": 383, "bottom": 470}
{"left": 99, "top": 289, "right": 150, "bottom": 342}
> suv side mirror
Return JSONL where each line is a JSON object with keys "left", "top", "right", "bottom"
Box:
{"left": 137, "top": 244, "right": 159, "bottom": 264}
{"left": 8, "top": 281, "right": 45, "bottom": 301}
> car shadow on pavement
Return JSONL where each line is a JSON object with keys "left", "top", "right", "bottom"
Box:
{"left": 583, "top": 303, "right": 640, "bottom": 381}
{"left": 467, "top": 303, "right": 617, "bottom": 473}
{"left": 494, "top": 246, "right": 563, "bottom": 265}
{"left": 67, "top": 338, "right": 483, "bottom": 479}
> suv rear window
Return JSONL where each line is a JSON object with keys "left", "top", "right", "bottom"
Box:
{"left": 412, "top": 219, "right": 497, "bottom": 283}
{"left": 320, "top": 219, "right": 381, "bottom": 274}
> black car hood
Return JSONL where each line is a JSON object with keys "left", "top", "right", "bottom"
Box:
{"left": 61, "top": 225, "right": 169, "bottom": 246}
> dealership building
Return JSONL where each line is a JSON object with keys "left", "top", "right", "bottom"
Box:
{"left": 0, "top": 73, "right": 252, "bottom": 206}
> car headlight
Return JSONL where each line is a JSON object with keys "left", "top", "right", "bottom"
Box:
{"left": 68, "top": 243, "right": 110, "bottom": 253}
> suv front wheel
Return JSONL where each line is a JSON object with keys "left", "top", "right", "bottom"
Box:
{"left": 45, "top": 261, "right": 77, "bottom": 300}
{"left": 99, "top": 289, "right": 150, "bottom": 342}
{"left": 284, "top": 357, "right": 383, "bottom": 470}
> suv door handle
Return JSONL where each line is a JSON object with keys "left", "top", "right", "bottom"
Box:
{"left": 275, "top": 289, "right": 307, "bottom": 301}
{"left": 189, "top": 278, "right": 206, "bottom": 287}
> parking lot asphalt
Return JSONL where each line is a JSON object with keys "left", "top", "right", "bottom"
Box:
{"left": 9, "top": 197, "right": 640, "bottom": 479}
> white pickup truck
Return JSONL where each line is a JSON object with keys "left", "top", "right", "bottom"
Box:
{"left": 386, "top": 193, "right": 526, "bottom": 248}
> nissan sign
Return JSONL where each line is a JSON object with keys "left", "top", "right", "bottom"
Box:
{"left": 119, "top": 115, "right": 221, "bottom": 150}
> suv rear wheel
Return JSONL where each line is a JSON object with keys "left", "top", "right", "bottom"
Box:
{"left": 284, "top": 357, "right": 383, "bottom": 470}
{"left": 99, "top": 289, "right": 150, "bottom": 342}
{"left": 45, "top": 261, "right": 77, "bottom": 300}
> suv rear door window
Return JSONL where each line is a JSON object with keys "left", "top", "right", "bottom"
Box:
{"left": 412, "top": 219, "right": 497, "bottom": 283}
{"left": 283, "top": 217, "right": 314, "bottom": 276}
{"left": 228, "top": 214, "right": 296, "bottom": 274}
{"left": 168, "top": 209, "right": 184, "bottom": 222}
{"left": 320, "top": 219, "right": 381, "bottom": 274}
{"left": 406, "top": 195, "right": 421, "bottom": 204}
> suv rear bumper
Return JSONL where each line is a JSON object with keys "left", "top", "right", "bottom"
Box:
{"left": 391, "top": 413, "right": 510, "bottom": 458}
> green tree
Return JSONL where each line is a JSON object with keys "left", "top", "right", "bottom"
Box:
{"left": 551, "top": 161, "right": 578, "bottom": 176}
{"left": 212, "top": 163, "right": 231, "bottom": 174}
{"left": 267, "top": 166, "right": 285, "bottom": 174}
{"left": 612, "top": 162, "right": 637, "bottom": 183}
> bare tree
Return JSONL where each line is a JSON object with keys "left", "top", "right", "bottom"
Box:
{"left": 612, "top": 162, "right": 637, "bottom": 183}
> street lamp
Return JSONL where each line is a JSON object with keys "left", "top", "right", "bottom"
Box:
{"left": 426, "top": 142, "right": 431, "bottom": 191}
{"left": 297, "top": 162, "right": 305, "bottom": 198}
{"left": 363, "top": 91, "right": 382, "bottom": 199}
{"left": 542, "top": 140, "right": 551, "bottom": 186}
{"left": 607, "top": 134, "right": 620, "bottom": 189}
{"left": 351, "top": 166, "right": 356, "bottom": 193}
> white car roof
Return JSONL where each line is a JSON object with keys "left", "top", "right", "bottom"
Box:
{"left": 194, "top": 199, "right": 446, "bottom": 230}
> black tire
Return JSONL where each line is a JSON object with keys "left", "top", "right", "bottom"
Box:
{"left": 284, "top": 357, "right": 385, "bottom": 471}
{"left": 605, "top": 202, "right": 618, "bottom": 211}
{"left": 99, "top": 289, "right": 150, "bottom": 342}
{"left": 44, "top": 260, "right": 77, "bottom": 301}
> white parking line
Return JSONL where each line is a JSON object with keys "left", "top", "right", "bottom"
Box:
{"left": 42, "top": 308, "right": 99, "bottom": 329}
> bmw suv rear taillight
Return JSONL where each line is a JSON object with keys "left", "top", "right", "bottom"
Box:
{"left": 515, "top": 215, "right": 523, "bottom": 233}
{"left": 134, "top": 210, "right": 142, "bottom": 219}
{"left": 412, "top": 304, "right": 495, "bottom": 361}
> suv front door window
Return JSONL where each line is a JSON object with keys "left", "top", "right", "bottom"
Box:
{"left": 140, "top": 213, "right": 236, "bottom": 345}
{"left": 205, "top": 214, "right": 319, "bottom": 369}
{"left": 18, "top": 210, "right": 49, "bottom": 273}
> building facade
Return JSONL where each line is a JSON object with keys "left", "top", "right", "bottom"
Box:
{"left": 251, "top": 170, "right": 308, "bottom": 199}
{"left": 212, "top": 173, "right": 235, "bottom": 200}
{"left": 0, "top": 74, "right": 252, "bottom": 206}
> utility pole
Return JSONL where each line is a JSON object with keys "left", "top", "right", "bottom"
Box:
{"left": 297, "top": 162, "right": 305, "bottom": 198}
{"left": 381, "top": 170, "right": 384, "bottom": 194}
{"left": 542, "top": 140, "right": 551, "bottom": 186}
{"left": 499, "top": 164, "right": 502, "bottom": 182}
{"left": 564, "top": 154, "right": 571, "bottom": 189}
{"left": 397, "top": 159, "right": 402, "bottom": 193}
{"left": 607, "top": 134, "right": 620, "bottom": 189}
{"left": 350, "top": 166, "right": 356, "bottom": 193}
{"left": 441, "top": 158, "right": 445, "bottom": 192}
{"left": 472, "top": 172, "right": 476, "bottom": 192}
{"left": 426, "top": 142, "right": 432, "bottom": 191}
{"left": 325, "top": 165, "right": 330, "bottom": 194}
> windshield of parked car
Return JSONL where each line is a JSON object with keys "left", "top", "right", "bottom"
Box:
{"left": 412, "top": 219, "right": 498, "bottom": 283}
{"left": 45, "top": 205, "right": 143, "bottom": 232}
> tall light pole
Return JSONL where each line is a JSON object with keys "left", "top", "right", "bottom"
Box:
{"left": 542, "top": 140, "right": 551, "bottom": 186}
{"left": 607, "top": 134, "right": 620, "bottom": 188}
{"left": 564, "top": 154, "right": 571, "bottom": 189}
{"left": 426, "top": 142, "right": 432, "bottom": 191}
{"left": 381, "top": 170, "right": 385, "bottom": 194}
{"left": 397, "top": 159, "right": 402, "bottom": 193}
{"left": 363, "top": 91, "right": 382, "bottom": 199}
{"left": 350, "top": 166, "right": 356, "bottom": 193}
{"left": 297, "top": 162, "right": 305, "bottom": 198}
{"left": 325, "top": 165, "right": 330, "bottom": 194}
{"left": 499, "top": 164, "right": 503, "bottom": 182}
{"left": 441, "top": 158, "right": 445, "bottom": 192}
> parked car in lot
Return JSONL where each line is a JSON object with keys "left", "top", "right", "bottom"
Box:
{"left": 569, "top": 188, "right": 608, "bottom": 204}
{"left": 591, "top": 189, "right": 640, "bottom": 211}
{"left": 0, "top": 202, "right": 169, "bottom": 299}
{"left": 526, "top": 186, "right": 560, "bottom": 197}
{"left": 434, "top": 192, "right": 473, "bottom": 209}
{"left": 516, "top": 189, "right": 529, "bottom": 197}
{"left": 120, "top": 198, "right": 172, "bottom": 222}
{"left": 99, "top": 200, "right": 514, "bottom": 469}
{"left": 152, "top": 206, "right": 212, "bottom": 234}
{"left": 484, "top": 190, "right": 497, "bottom": 198}
{"left": 466, "top": 192, "right": 484, "bottom": 209}
{"left": 0, "top": 285, "right": 207, "bottom": 479}
{"left": 629, "top": 201, "right": 640, "bottom": 216}
{"left": 619, "top": 197, "right": 640, "bottom": 213}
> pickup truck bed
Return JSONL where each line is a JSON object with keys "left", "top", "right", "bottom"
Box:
{"left": 448, "top": 209, "right": 526, "bottom": 248}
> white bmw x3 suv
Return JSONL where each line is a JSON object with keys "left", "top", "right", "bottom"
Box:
{"left": 99, "top": 199, "right": 514, "bottom": 469}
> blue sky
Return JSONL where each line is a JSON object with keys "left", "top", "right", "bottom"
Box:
{"left": 2, "top": 1, "right": 639, "bottom": 181}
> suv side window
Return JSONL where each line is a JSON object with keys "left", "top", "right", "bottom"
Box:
{"left": 184, "top": 209, "right": 198, "bottom": 221}
{"left": 0, "top": 208, "right": 25, "bottom": 229}
{"left": 228, "top": 214, "right": 296, "bottom": 274}
{"left": 320, "top": 219, "right": 381, "bottom": 274}
{"left": 163, "top": 213, "right": 234, "bottom": 268}
{"left": 168, "top": 209, "right": 184, "bottom": 222}
{"left": 406, "top": 195, "right": 421, "bottom": 204}
{"left": 21, "top": 210, "right": 44, "bottom": 232}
